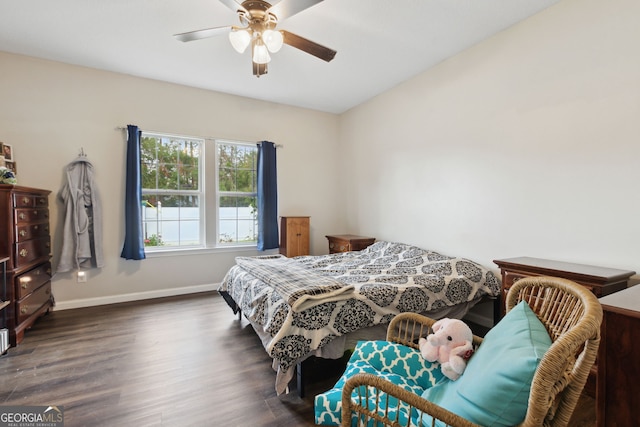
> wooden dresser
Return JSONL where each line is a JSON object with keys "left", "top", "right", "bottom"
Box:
{"left": 597, "top": 285, "right": 640, "bottom": 426}
{"left": 493, "top": 257, "right": 635, "bottom": 322}
{"left": 0, "top": 256, "right": 9, "bottom": 354}
{"left": 493, "top": 256, "right": 635, "bottom": 398}
{"left": 279, "top": 216, "right": 310, "bottom": 257}
{"left": 326, "top": 234, "right": 375, "bottom": 254}
{"left": 0, "top": 185, "right": 54, "bottom": 346}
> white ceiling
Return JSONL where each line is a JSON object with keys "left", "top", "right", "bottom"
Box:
{"left": 0, "top": 0, "right": 560, "bottom": 114}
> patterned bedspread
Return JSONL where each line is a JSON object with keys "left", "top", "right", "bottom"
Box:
{"left": 218, "top": 241, "right": 500, "bottom": 394}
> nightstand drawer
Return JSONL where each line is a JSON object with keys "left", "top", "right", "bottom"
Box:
{"left": 326, "top": 235, "right": 375, "bottom": 254}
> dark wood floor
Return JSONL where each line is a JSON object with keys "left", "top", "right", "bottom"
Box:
{"left": 0, "top": 292, "right": 596, "bottom": 426}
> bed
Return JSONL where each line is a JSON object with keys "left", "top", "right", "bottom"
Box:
{"left": 218, "top": 241, "right": 501, "bottom": 395}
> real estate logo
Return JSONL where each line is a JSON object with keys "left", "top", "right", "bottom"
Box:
{"left": 0, "top": 406, "right": 64, "bottom": 427}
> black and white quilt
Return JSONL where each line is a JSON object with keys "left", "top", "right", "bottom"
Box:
{"left": 219, "top": 241, "right": 501, "bottom": 394}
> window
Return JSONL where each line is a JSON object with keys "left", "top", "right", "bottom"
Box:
{"left": 141, "top": 133, "right": 203, "bottom": 249}
{"left": 216, "top": 141, "right": 258, "bottom": 246}
{"left": 140, "top": 133, "right": 258, "bottom": 251}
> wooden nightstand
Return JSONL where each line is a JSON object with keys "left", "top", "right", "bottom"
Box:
{"left": 326, "top": 235, "right": 375, "bottom": 254}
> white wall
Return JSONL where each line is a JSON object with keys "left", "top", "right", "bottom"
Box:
{"left": 3, "top": 0, "right": 639, "bottom": 324}
{"left": 339, "top": 0, "right": 640, "bottom": 315}
{"left": 0, "top": 52, "right": 344, "bottom": 308}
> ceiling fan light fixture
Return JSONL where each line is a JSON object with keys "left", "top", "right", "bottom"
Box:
{"left": 229, "top": 28, "right": 251, "bottom": 53}
{"left": 262, "top": 29, "right": 283, "bottom": 53}
{"left": 252, "top": 39, "right": 271, "bottom": 64}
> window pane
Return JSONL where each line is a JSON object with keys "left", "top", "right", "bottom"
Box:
{"left": 218, "top": 195, "right": 257, "bottom": 244}
{"left": 218, "top": 166, "right": 236, "bottom": 191}
{"left": 158, "top": 138, "right": 179, "bottom": 164}
{"left": 236, "top": 169, "right": 255, "bottom": 193}
{"left": 141, "top": 133, "right": 202, "bottom": 250}
{"left": 141, "top": 161, "right": 158, "bottom": 189}
{"left": 179, "top": 165, "right": 198, "bottom": 190}
{"left": 141, "top": 194, "right": 201, "bottom": 247}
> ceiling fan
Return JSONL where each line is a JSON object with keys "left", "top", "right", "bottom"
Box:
{"left": 174, "top": 0, "right": 337, "bottom": 77}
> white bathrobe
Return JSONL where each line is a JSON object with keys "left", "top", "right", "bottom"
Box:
{"left": 56, "top": 156, "right": 104, "bottom": 273}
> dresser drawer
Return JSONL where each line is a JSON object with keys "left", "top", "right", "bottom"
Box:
{"left": 15, "top": 207, "right": 49, "bottom": 224}
{"left": 14, "top": 237, "right": 51, "bottom": 268}
{"left": 13, "top": 192, "right": 49, "bottom": 208}
{"left": 503, "top": 270, "right": 595, "bottom": 294}
{"left": 16, "top": 262, "right": 52, "bottom": 299}
{"left": 16, "top": 282, "right": 52, "bottom": 324}
{"left": 15, "top": 222, "right": 50, "bottom": 242}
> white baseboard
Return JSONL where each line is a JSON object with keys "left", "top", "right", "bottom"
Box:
{"left": 53, "top": 283, "right": 219, "bottom": 311}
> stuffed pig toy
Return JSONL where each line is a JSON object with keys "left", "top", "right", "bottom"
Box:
{"left": 418, "top": 318, "right": 474, "bottom": 381}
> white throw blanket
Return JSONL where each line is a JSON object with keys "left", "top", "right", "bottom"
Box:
{"left": 235, "top": 255, "right": 355, "bottom": 312}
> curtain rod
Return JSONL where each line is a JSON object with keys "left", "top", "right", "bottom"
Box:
{"left": 115, "top": 126, "right": 282, "bottom": 148}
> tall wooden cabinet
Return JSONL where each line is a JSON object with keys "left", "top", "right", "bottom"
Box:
{"left": 279, "top": 216, "right": 310, "bottom": 257}
{"left": 0, "top": 185, "right": 54, "bottom": 346}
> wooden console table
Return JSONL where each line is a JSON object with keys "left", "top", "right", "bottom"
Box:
{"left": 597, "top": 285, "right": 640, "bottom": 426}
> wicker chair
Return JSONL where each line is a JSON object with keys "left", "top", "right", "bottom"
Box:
{"left": 340, "top": 276, "right": 603, "bottom": 427}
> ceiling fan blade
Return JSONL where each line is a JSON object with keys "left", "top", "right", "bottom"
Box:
{"left": 174, "top": 26, "right": 232, "bottom": 42}
{"left": 267, "top": 0, "right": 323, "bottom": 21}
{"left": 218, "top": 0, "right": 248, "bottom": 15}
{"left": 281, "top": 30, "right": 336, "bottom": 62}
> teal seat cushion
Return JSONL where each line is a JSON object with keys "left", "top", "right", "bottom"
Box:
{"left": 315, "top": 340, "right": 444, "bottom": 426}
{"left": 418, "top": 301, "right": 552, "bottom": 427}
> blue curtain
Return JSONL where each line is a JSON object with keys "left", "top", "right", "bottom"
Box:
{"left": 257, "top": 141, "right": 279, "bottom": 250}
{"left": 120, "top": 125, "right": 146, "bottom": 260}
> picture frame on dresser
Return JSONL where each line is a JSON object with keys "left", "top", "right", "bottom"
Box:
{"left": 1, "top": 143, "right": 13, "bottom": 161}
{"left": 5, "top": 161, "right": 16, "bottom": 174}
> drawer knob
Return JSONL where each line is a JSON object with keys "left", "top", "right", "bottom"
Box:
{"left": 46, "top": 268, "right": 52, "bottom": 275}
{"left": 21, "top": 307, "right": 28, "bottom": 314}
{"left": 22, "top": 197, "right": 30, "bottom": 204}
{"left": 34, "top": 225, "right": 39, "bottom": 230}
{"left": 19, "top": 249, "right": 28, "bottom": 257}
{"left": 33, "top": 210, "right": 38, "bottom": 216}
{"left": 19, "top": 230, "right": 27, "bottom": 237}
{"left": 19, "top": 213, "right": 26, "bottom": 220}
{"left": 38, "top": 198, "right": 46, "bottom": 204}
{"left": 19, "top": 277, "right": 31, "bottom": 288}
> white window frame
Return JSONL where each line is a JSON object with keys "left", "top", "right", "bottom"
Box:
{"left": 139, "top": 132, "right": 260, "bottom": 255}
{"left": 214, "top": 139, "right": 259, "bottom": 248}
{"left": 140, "top": 132, "right": 205, "bottom": 252}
